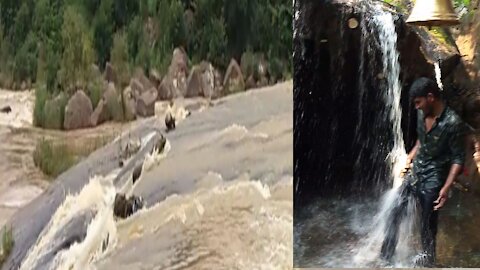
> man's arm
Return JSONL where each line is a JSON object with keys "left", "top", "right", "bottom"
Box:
{"left": 434, "top": 123, "right": 466, "bottom": 210}
{"left": 400, "top": 140, "right": 420, "bottom": 177}
{"left": 407, "top": 139, "right": 420, "bottom": 164}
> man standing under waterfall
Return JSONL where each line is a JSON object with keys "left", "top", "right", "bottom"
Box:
{"left": 380, "top": 77, "right": 466, "bottom": 267}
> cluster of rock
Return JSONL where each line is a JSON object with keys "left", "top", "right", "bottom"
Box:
{"left": 62, "top": 47, "right": 272, "bottom": 130}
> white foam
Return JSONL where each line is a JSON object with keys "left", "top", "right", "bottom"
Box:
{"left": 434, "top": 62, "right": 444, "bottom": 91}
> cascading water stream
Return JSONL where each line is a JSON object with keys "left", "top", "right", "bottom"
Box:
{"left": 294, "top": 0, "right": 480, "bottom": 267}
{"left": 434, "top": 62, "right": 444, "bottom": 91}
{"left": 353, "top": 2, "right": 420, "bottom": 267}
{"left": 18, "top": 133, "right": 171, "bottom": 270}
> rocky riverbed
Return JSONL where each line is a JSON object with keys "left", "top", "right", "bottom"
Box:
{"left": 1, "top": 81, "right": 293, "bottom": 269}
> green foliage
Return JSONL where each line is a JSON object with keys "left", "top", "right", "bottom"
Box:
{"left": 453, "top": 0, "right": 470, "bottom": 9}
{"left": 143, "top": 0, "right": 187, "bottom": 73}
{"left": 35, "top": 43, "right": 46, "bottom": 86}
{"left": 33, "top": 86, "right": 68, "bottom": 129}
{"left": 0, "top": 18, "right": 13, "bottom": 87}
{"left": 113, "top": 0, "right": 139, "bottom": 29}
{"left": 429, "top": 27, "right": 449, "bottom": 45}
{"left": 111, "top": 31, "right": 130, "bottom": 87}
{"left": 43, "top": 92, "right": 67, "bottom": 130}
{"left": 0, "top": 225, "right": 14, "bottom": 266}
{"left": 0, "top": 0, "right": 21, "bottom": 39}
{"left": 240, "top": 51, "right": 258, "bottom": 80}
{"left": 58, "top": 5, "right": 95, "bottom": 93}
{"left": 33, "top": 138, "right": 76, "bottom": 177}
{"left": 0, "top": 0, "right": 292, "bottom": 93}
{"left": 11, "top": 2, "right": 32, "bottom": 54}
{"left": 224, "top": 0, "right": 258, "bottom": 59}
{"left": 33, "top": 85, "right": 48, "bottom": 127}
{"left": 34, "top": 0, "right": 64, "bottom": 92}
{"left": 93, "top": 0, "right": 114, "bottom": 68}
{"left": 80, "top": 0, "right": 102, "bottom": 23}
{"left": 13, "top": 31, "right": 38, "bottom": 82}
{"left": 88, "top": 77, "right": 103, "bottom": 109}
{"left": 33, "top": 135, "right": 112, "bottom": 177}
{"left": 200, "top": 17, "right": 228, "bottom": 68}
{"left": 44, "top": 46, "right": 61, "bottom": 93}
{"left": 126, "top": 16, "right": 142, "bottom": 65}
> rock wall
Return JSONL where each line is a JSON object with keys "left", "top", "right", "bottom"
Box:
{"left": 294, "top": 0, "right": 473, "bottom": 206}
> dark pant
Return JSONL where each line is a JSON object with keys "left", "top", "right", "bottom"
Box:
{"left": 380, "top": 178, "right": 439, "bottom": 266}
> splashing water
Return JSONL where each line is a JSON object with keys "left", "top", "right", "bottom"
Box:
{"left": 373, "top": 9, "right": 407, "bottom": 188}
{"left": 19, "top": 135, "right": 171, "bottom": 270}
{"left": 434, "top": 62, "right": 444, "bottom": 91}
{"left": 19, "top": 174, "right": 118, "bottom": 270}
{"left": 295, "top": 5, "right": 416, "bottom": 267}
{"left": 353, "top": 5, "right": 420, "bottom": 267}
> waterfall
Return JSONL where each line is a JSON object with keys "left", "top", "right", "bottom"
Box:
{"left": 353, "top": 2, "right": 420, "bottom": 267}
{"left": 434, "top": 62, "right": 444, "bottom": 91}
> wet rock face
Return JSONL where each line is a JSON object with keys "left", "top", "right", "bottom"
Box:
{"left": 0, "top": 105, "right": 11, "bottom": 113}
{"left": 293, "top": 0, "right": 465, "bottom": 206}
{"left": 113, "top": 194, "right": 144, "bottom": 218}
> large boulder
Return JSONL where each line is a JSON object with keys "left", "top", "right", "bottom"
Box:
{"left": 130, "top": 78, "right": 144, "bottom": 98}
{"left": 0, "top": 105, "right": 11, "bottom": 113}
{"left": 245, "top": 75, "right": 256, "bottom": 89}
{"left": 122, "top": 86, "right": 136, "bottom": 121}
{"left": 64, "top": 90, "right": 93, "bottom": 130}
{"left": 134, "top": 68, "right": 155, "bottom": 92}
{"left": 90, "top": 98, "right": 110, "bottom": 127}
{"left": 149, "top": 69, "right": 162, "bottom": 88}
{"left": 223, "top": 58, "right": 245, "bottom": 94}
{"left": 185, "top": 62, "right": 215, "bottom": 98}
{"left": 113, "top": 194, "right": 144, "bottom": 218}
{"left": 136, "top": 88, "right": 158, "bottom": 117}
{"left": 158, "top": 48, "right": 189, "bottom": 100}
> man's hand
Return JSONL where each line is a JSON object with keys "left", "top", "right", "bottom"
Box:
{"left": 434, "top": 188, "right": 449, "bottom": 211}
{"left": 400, "top": 158, "right": 412, "bottom": 177}
{"left": 434, "top": 164, "right": 462, "bottom": 211}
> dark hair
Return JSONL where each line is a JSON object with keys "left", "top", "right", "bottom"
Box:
{"left": 409, "top": 77, "right": 441, "bottom": 99}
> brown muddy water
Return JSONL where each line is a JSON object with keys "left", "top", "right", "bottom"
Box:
{"left": 1, "top": 82, "right": 293, "bottom": 270}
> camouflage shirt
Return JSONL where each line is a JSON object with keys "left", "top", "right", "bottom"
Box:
{"left": 411, "top": 106, "right": 466, "bottom": 191}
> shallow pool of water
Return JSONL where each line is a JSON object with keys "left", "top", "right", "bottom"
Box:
{"left": 294, "top": 187, "right": 480, "bottom": 268}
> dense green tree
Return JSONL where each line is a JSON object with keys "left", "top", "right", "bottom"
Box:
{"left": 153, "top": 0, "right": 187, "bottom": 71}
{"left": 126, "top": 16, "right": 143, "bottom": 65}
{"left": 34, "top": 0, "right": 64, "bottom": 92}
{"left": 13, "top": 31, "right": 37, "bottom": 82}
{"left": 0, "top": 0, "right": 21, "bottom": 39}
{"left": 0, "top": 0, "right": 292, "bottom": 91}
{"left": 113, "top": 0, "right": 139, "bottom": 29}
{"left": 58, "top": 5, "right": 95, "bottom": 93}
{"left": 93, "top": 0, "right": 114, "bottom": 68}
{"left": 11, "top": 2, "right": 31, "bottom": 54}
{"left": 223, "top": 0, "right": 258, "bottom": 60}
{"left": 111, "top": 31, "right": 130, "bottom": 87}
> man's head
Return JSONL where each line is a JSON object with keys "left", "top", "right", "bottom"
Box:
{"left": 409, "top": 77, "right": 442, "bottom": 116}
